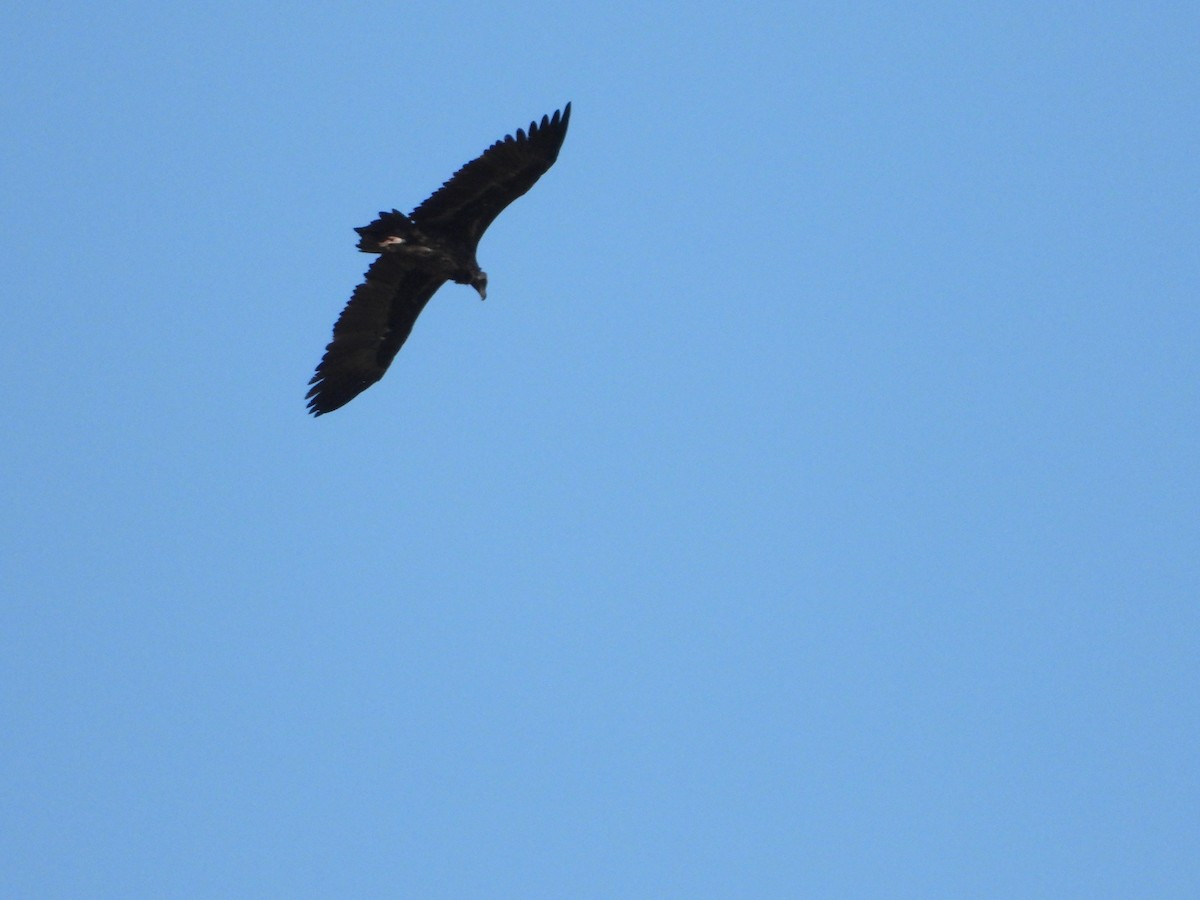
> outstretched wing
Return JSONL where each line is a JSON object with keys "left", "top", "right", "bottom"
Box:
{"left": 306, "top": 255, "right": 446, "bottom": 416}
{"left": 410, "top": 103, "right": 571, "bottom": 247}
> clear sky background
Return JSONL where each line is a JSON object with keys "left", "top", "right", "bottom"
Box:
{"left": 3, "top": 3, "right": 1197, "bottom": 897}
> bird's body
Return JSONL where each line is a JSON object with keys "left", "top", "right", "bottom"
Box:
{"left": 306, "top": 104, "right": 571, "bottom": 416}
{"left": 352, "top": 209, "right": 481, "bottom": 286}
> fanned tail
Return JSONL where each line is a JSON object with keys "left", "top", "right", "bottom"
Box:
{"left": 354, "top": 209, "right": 426, "bottom": 253}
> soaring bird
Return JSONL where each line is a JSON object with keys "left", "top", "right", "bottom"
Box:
{"left": 306, "top": 104, "right": 571, "bottom": 416}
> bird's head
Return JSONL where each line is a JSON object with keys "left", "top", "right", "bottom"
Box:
{"left": 470, "top": 272, "right": 488, "bottom": 301}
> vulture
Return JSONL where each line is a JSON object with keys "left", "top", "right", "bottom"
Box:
{"left": 306, "top": 103, "right": 572, "bottom": 416}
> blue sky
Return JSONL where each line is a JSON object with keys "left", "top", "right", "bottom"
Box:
{"left": 3, "top": 2, "right": 1197, "bottom": 896}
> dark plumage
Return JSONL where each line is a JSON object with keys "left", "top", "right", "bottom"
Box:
{"left": 306, "top": 104, "right": 572, "bottom": 416}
